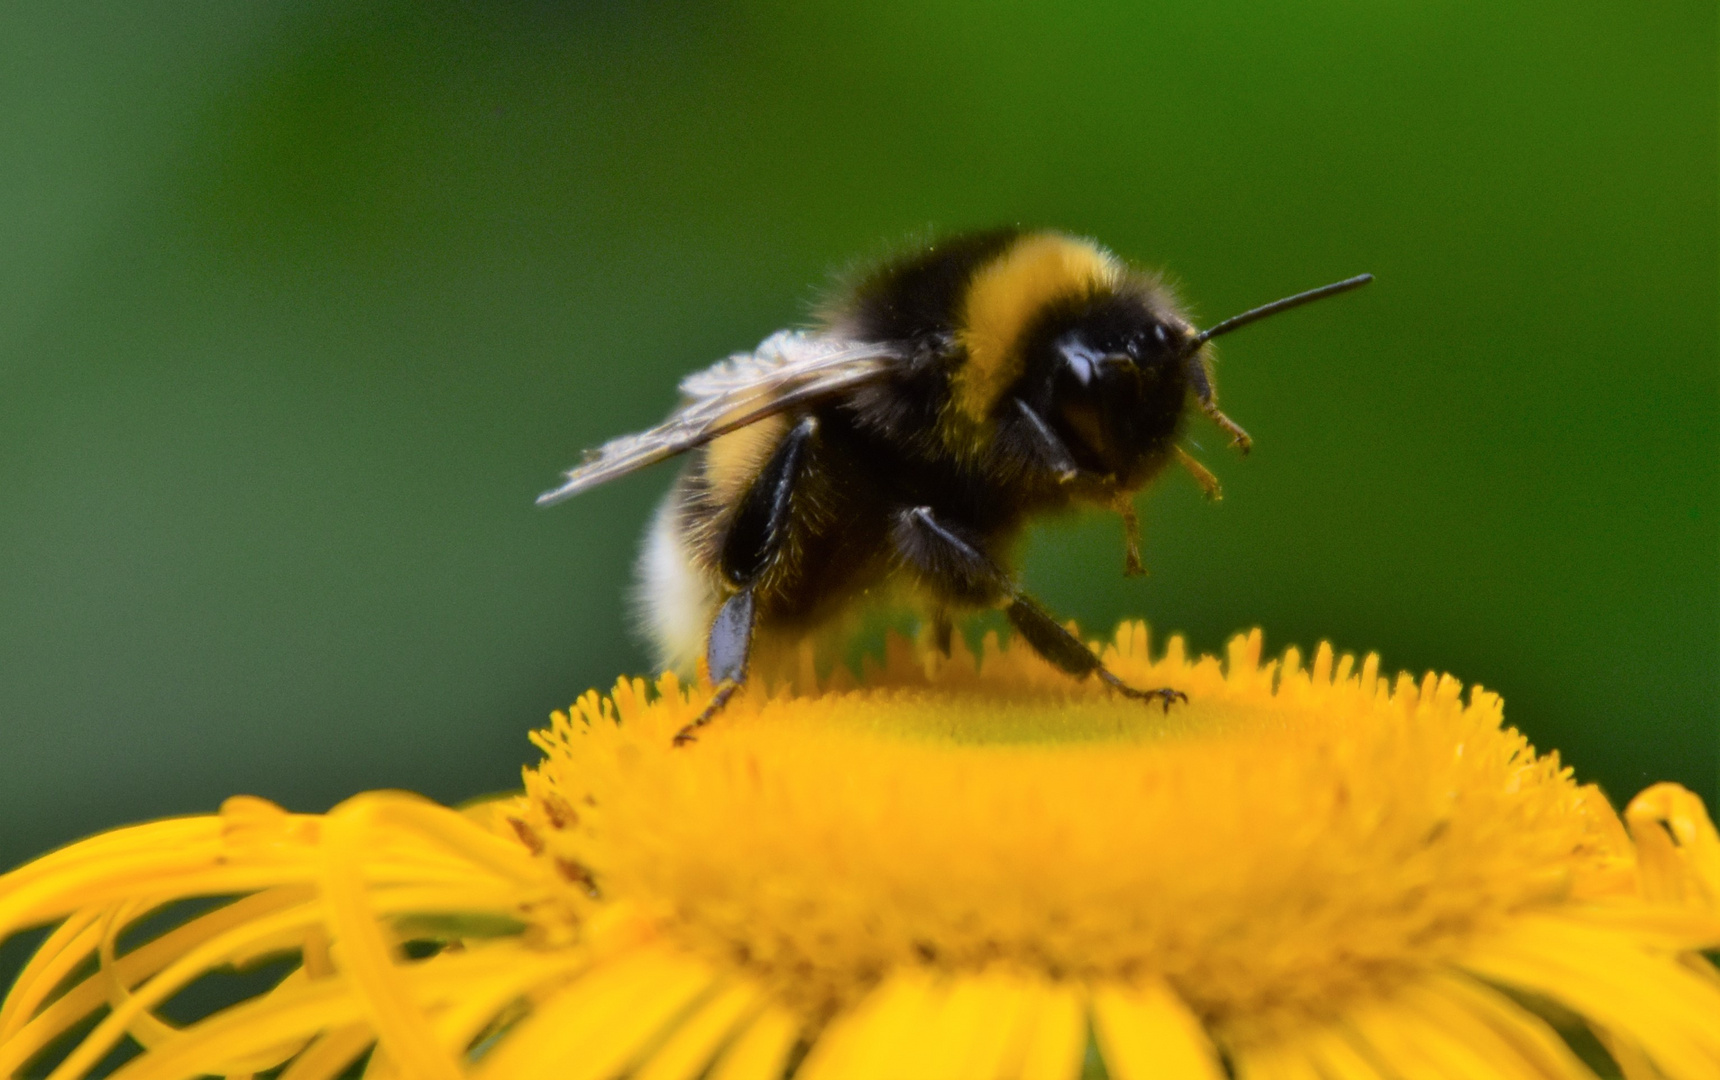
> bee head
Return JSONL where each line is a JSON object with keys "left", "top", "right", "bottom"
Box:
{"left": 1015, "top": 291, "right": 1194, "bottom": 488}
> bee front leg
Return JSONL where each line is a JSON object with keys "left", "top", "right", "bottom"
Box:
{"left": 1010, "top": 398, "right": 1084, "bottom": 482}
{"left": 1184, "top": 353, "right": 1252, "bottom": 455}
{"left": 675, "top": 416, "right": 817, "bottom": 746}
{"left": 891, "top": 505, "right": 1185, "bottom": 711}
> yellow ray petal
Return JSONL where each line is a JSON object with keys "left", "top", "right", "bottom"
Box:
{"left": 101, "top": 973, "right": 363, "bottom": 1080}
{"left": 277, "top": 1023, "right": 374, "bottom": 1080}
{"left": 1298, "top": 1025, "right": 1390, "bottom": 1080}
{"left": 338, "top": 793, "right": 541, "bottom": 886}
{"left": 0, "top": 833, "right": 223, "bottom": 934}
{"left": 821, "top": 971, "right": 1035, "bottom": 1080}
{"left": 1, "top": 819, "right": 222, "bottom": 889}
{"left": 1627, "top": 784, "right": 1720, "bottom": 909}
{"left": 1, "top": 892, "right": 306, "bottom": 1074}
{"left": 470, "top": 947, "right": 708, "bottom": 1080}
{"left": 1461, "top": 915, "right": 1720, "bottom": 1080}
{"left": 323, "top": 796, "right": 474, "bottom": 1080}
{"left": 361, "top": 1046, "right": 399, "bottom": 1079}
{"left": 98, "top": 900, "right": 196, "bottom": 1052}
{"left": 1090, "top": 980, "right": 1224, "bottom": 1080}
{"left": 338, "top": 946, "right": 583, "bottom": 1078}
{"left": 1346, "top": 993, "right": 1551, "bottom": 1080}
{"left": 798, "top": 972, "right": 948, "bottom": 1080}
{"left": 918, "top": 973, "right": 1035, "bottom": 1080}
{"left": 405, "top": 949, "right": 577, "bottom": 1069}
{"left": 1228, "top": 1039, "right": 1327, "bottom": 1080}
{"left": 632, "top": 983, "right": 763, "bottom": 1080}
{"left": 0, "top": 907, "right": 103, "bottom": 1039}
{"left": 541, "top": 963, "right": 712, "bottom": 1080}
{"left": 1557, "top": 906, "right": 1720, "bottom": 951}
{"left": 10, "top": 900, "right": 320, "bottom": 1080}
{"left": 1420, "top": 973, "right": 1596, "bottom": 1080}
{"left": 1589, "top": 1026, "right": 1664, "bottom": 1080}
{"left": 100, "top": 942, "right": 568, "bottom": 1080}
{"left": 1014, "top": 984, "right": 1087, "bottom": 1080}
{"left": 704, "top": 1006, "right": 800, "bottom": 1080}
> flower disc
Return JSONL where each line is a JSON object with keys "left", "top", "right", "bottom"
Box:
{"left": 516, "top": 626, "right": 1626, "bottom": 1041}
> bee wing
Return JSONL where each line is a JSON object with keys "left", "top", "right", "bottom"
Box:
{"left": 535, "top": 331, "right": 902, "bottom": 505}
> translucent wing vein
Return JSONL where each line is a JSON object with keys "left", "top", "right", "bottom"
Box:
{"left": 536, "top": 331, "right": 902, "bottom": 506}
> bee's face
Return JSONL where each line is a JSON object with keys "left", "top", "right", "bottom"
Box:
{"left": 1022, "top": 294, "right": 1192, "bottom": 487}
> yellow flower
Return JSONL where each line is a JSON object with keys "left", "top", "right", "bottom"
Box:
{"left": 2, "top": 624, "right": 1718, "bottom": 1080}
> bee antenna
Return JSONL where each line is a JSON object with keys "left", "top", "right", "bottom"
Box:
{"left": 1193, "top": 273, "right": 1373, "bottom": 347}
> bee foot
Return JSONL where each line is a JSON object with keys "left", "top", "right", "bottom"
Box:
{"left": 673, "top": 680, "right": 741, "bottom": 747}
{"left": 1199, "top": 404, "right": 1253, "bottom": 456}
{"left": 1097, "top": 669, "right": 1187, "bottom": 713}
{"left": 1142, "top": 687, "right": 1189, "bottom": 713}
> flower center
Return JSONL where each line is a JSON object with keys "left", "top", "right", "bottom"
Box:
{"left": 510, "top": 627, "right": 1620, "bottom": 1036}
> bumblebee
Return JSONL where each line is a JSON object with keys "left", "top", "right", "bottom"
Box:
{"left": 540, "top": 229, "right": 1370, "bottom": 743}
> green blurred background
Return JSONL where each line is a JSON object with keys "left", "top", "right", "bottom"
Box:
{"left": 2, "top": 0, "right": 1714, "bottom": 873}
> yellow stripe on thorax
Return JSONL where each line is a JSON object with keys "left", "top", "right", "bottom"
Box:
{"left": 953, "top": 233, "right": 1122, "bottom": 424}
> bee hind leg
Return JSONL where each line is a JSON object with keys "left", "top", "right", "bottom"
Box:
{"left": 675, "top": 416, "right": 817, "bottom": 747}
{"left": 674, "top": 589, "right": 755, "bottom": 746}
{"left": 892, "top": 505, "right": 1184, "bottom": 711}
{"left": 1004, "top": 594, "right": 1186, "bottom": 713}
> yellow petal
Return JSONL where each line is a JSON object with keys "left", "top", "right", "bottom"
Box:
{"left": 471, "top": 947, "right": 709, "bottom": 1080}
{"left": 704, "top": 1006, "right": 800, "bottom": 1080}
{"left": 632, "top": 982, "right": 763, "bottom": 1080}
{"left": 101, "top": 973, "right": 362, "bottom": 1080}
{"left": 1461, "top": 914, "right": 1720, "bottom": 1080}
{"left": 1014, "top": 983, "right": 1087, "bottom": 1080}
{"left": 276, "top": 1023, "right": 374, "bottom": 1080}
{"left": 1589, "top": 1026, "right": 1666, "bottom": 1080}
{"left": 1421, "top": 973, "right": 1596, "bottom": 1080}
{"left": 1627, "top": 784, "right": 1720, "bottom": 909}
{"left": 1229, "top": 1039, "right": 1327, "bottom": 1080}
{"left": 11, "top": 898, "right": 319, "bottom": 1080}
{"left": 322, "top": 798, "right": 462, "bottom": 1080}
{"left": 0, "top": 907, "right": 103, "bottom": 1039}
{"left": 1090, "top": 980, "right": 1224, "bottom": 1080}
{"left": 798, "top": 972, "right": 947, "bottom": 1080}
{"left": 922, "top": 973, "right": 1036, "bottom": 1080}
{"left": 1346, "top": 993, "right": 1549, "bottom": 1080}
{"left": 1298, "top": 1025, "right": 1390, "bottom": 1080}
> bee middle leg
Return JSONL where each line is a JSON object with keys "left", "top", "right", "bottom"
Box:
{"left": 929, "top": 609, "right": 955, "bottom": 657}
{"left": 674, "top": 415, "right": 817, "bottom": 746}
{"left": 890, "top": 505, "right": 1185, "bottom": 711}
